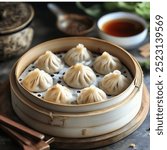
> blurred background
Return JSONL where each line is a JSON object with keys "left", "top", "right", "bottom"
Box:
{"left": 0, "top": 2, "right": 150, "bottom": 150}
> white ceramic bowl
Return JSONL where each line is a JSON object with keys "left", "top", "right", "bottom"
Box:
{"left": 97, "top": 12, "right": 148, "bottom": 49}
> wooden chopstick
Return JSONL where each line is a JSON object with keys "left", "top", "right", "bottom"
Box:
{"left": 0, "top": 124, "right": 32, "bottom": 146}
{"left": 0, "top": 114, "right": 45, "bottom": 140}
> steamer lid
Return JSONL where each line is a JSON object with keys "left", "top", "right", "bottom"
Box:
{"left": 0, "top": 3, "right": 34, "bottom": 35}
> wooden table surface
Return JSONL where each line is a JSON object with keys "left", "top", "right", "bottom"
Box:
{"left": 0, "top": 3, "right": 150, "bottom": 150}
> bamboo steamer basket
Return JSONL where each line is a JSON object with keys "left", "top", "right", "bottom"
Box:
{"left": 15, "top": 37, "right": 142, "bottom": 112}
{"left": 10, "top": 37, "right": 143, "bottom": 138}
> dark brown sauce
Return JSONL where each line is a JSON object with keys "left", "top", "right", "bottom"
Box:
{"left": 102, "top": 19, "right": 144, "bottom": 37}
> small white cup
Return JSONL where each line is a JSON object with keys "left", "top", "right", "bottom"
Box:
{"left": 97, "top": 12, "right": 148, "bottom": 49}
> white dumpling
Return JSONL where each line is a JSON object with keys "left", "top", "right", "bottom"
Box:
{"left": 77, "top": 85, "right": 107, "bottom": 104}
{"left": 93, "top": 52, "right": 122, "bottom": 75}
{"left": 63, "top": 63, "right": 96, "bottom": 89}
{"left": 64, "top": 44, "right": 92, "bottom": 66}
{"left": 22, "top": 68, "right": 53, "bottom": 92}
{"left": 99, "top": 70, "right": 131, "bottom": 96}
{"left": 44, "top": 84, "right": 75, "bottom": 104}
{"left": 35, "top": 51, "right": 63, "bottom": 74}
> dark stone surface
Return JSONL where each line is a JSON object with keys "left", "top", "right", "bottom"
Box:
{"left": 0, "top": 2, "right": 150, "bottom": 150}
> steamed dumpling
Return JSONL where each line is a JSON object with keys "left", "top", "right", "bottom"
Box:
{"left": 77, "top": 85, "right": 107, "bottom": 104}
{"left": 22, "top": 68, "right": 53, "bottom": 92}
{"left": 93, "top": 52, "right": 122, "bottom": 75}
{"left": 35, "top": 51, "right": 63, "bottom": 74}
{"left": 63, "top": 63, "right": 96, "bottom": 89}
{"left": 64, "top": 44, "right": 92, "bottom": 66}
{"left": 44, "top": 84, "right": 75, "bottom": 104}
{"left": 99, "top": 70, "right": 131, "bottom": 96}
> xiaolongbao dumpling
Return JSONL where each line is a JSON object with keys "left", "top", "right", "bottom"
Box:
{"left": 77, "top": 85, "right": 107, "bottom": 104}
{"left": 35, "top": 51, "right": 63, "bottom": 74}
{"left": 64, "top": 44, "right": 92, "bottom": 66}
{"left": 44, "top": 84, "right": 75, "bottom": 104}
{"left": 63, "top": 63, "right": 96, "bottom": 89}
{"left": 99, "top": 70, "right": 131, "bottom": 96}
{"left": 22, "top": 68, "right": 53, "bottom": 92}
{"left": 93, "top": 52, "right": 122, "bottom": 75}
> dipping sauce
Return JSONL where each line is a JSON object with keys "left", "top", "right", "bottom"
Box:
{"left": 102, "top": 19, "right": 144, "bottom": 37}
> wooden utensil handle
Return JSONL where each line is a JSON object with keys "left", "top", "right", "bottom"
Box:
{"left": 0, "top": 114, "right": 45, "bottom": 140}
{"left": 0, "top": 124, "right": 32, "bottom": 146}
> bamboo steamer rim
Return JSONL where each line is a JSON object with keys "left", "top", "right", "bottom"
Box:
{"left": 11, "top": 63, "right": 142, "bottom": 117}
{"left": 15, "top": 37, "right": 143, "bottom": 108}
